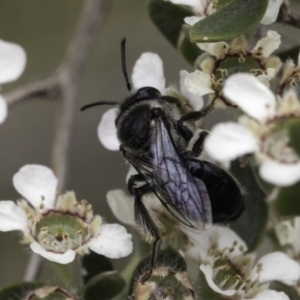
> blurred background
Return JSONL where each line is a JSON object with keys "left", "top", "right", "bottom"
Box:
{"left": 0, "top": 0, "right": 299, "bottom": 287}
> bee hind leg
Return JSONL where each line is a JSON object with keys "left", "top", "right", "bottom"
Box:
{"left": 191, "top": 130, "right": 209, "bottom": 157}
{"left": 133, "top": 186, "right": 162, "bottom": 284}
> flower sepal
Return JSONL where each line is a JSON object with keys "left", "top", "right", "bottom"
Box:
{"left": 130, "top": 247, "right": 194, "bottom": 300}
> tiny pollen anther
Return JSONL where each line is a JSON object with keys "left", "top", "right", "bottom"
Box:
{"left": 77, "top": 230, "right": 83, "bottom": 235}
{"left": 42, "top": 238, "right": 49, "bottom": 244}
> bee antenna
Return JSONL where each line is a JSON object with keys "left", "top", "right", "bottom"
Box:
{"left": 80, "top": 101, "right": 119, "bottom": 111}
{"left": 121, "top": 37, "right": 132, "bottom": 92}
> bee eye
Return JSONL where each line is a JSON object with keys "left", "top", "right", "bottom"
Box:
{"left": 118, "top": 104, "right": 150, "bottom": 149}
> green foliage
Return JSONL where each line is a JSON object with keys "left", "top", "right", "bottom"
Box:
{"left": 148, "top": 0, "right": 193, "bottom": 47}
{"left": 82, "top": 251, "right": 114, "bottom": 284}
{"left": 0, "top": 282, "right": 42, "bottom": 300}
{"left": 273, "top": 182, "right": 300, "bottom": 216}
{"left": 287, "top": 119, "right": 300, "bottom": 156}
{"left": 190, "top": 0, "right": 268, "bottom": 42}
{"left": 230, "top": 159, "right": 268, "bottom": 251}
{"left": 148, "top": 0, "right": 202, "bottom": 64}
{"left": 179, "top": 29, "right": 203, "bottom": 65}
{"left": 192, "top": 268, "right": 228, "bottom": 300}
{"left": 271, "top": 281, "right": 300, "bottom": 300}
{"left": 83, "top": 271, "right": 126, "bottom": 300}
{"left": 277, "top": 46, "right": 300, "bottom": 63}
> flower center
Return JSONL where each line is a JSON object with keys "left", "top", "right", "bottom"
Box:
{"left": 35, "top": 212, "right": 90, "bottom": 253}
{"left": 263, "top": 121, "right": 299, "bottom": 164}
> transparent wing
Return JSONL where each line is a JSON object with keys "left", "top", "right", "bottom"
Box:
{"left": 124, "top": 117, "right": 212, "bottom": 230}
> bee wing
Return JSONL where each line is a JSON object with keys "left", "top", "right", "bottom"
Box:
{"left": 124, "top": 117, "right": 212, "bottom": 231}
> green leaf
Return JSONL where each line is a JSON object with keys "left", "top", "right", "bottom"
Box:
{"left": 0, "top": 282, "right": 43, "bottom": 300}
{"left": 287, "top": 119, "right": 300, "bottom": 156}
{"left": 271, "top": 281, "right": 300, "bottom": 300}
{"left": 277, "top": 46, "right": 300, "bottom": 63}
{"left": 273, "top": 182, "right": 300, "bottom": 216}
{"left": 83, "top": 271, "right": 126, "bottom": 300}
{"left": 230, "top": 159, "right": 268, "bottom": 251}
{"left": 148, "top": 0, "right": 193, "bottom": 47}
{"left": 178, "top": 29, "right": 203, "bottom": 65}
{"left": 82, "top": 251, "right": 114, "bottom": 284}
{"left": 190, "top": 0, "right": 268, "bottom": 43}
{"left": 193, "top": 269, "right": 229, "bottom": 300}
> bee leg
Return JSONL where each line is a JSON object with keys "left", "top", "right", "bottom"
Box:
{"left": 133, "top": 186, "right": 161, "bottom": 284}
{"left": 177, "top": 120, "right": 194, "bottom": 142}
{"left": 127, "top": 174, "right": 146, "bottom": 195}
{"left": 180, "top": 100, "right": 215, "bottom": 122}
{"left": 191, "top": 130, "right": 209, "bottom": 157}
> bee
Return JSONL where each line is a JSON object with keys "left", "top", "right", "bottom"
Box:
{"left": 81, "top": 39, "right": 244, "bottom": 282}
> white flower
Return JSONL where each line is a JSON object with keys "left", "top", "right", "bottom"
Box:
{"left": 184, "top": 226, "right": 300, "bottom": 299}
{"left": 0, "top": 39, "right": 26, "bottom": 124}
{"left": 167, "top": 0, "right": 283, "bottom": 26}
{"left": 107, "top": 188, "right": 163, "bottom": 228}
{"left": 0, "top": 165, "right": 132, "bottom": 264}
{"left": 205, "top": 73, "right": 300, "bottom": 186}
{"left": 184, "top": 31, "right": 281, "bottom": 108}
{"left": 98, "top": 52, "right": 203, "bottom": 150}
{"left": 275, "top": 217, "right": 300, "bottom": 260}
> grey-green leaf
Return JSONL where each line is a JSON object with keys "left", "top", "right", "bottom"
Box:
{"left": 230, "top": 159, "right": 268, "bottom": 251}
{"left": 148, "top": 0, "right": 193, "bottom": 47}
{"left": 287, "top": 119, "right": 300, "bottom": 156}
{"left": 190, "top": 0, "right": 268, "bottom": 43}
{"left": 83, "top": 271, "right": 126, "bottom": 300}
{"left": 82, "top": 251, "right": 114, "bottom": 284}
{"left": 273, "top": 183, "right": 300, "bottom": 216}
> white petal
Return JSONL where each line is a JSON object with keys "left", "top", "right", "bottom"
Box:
{"left": 183, "top": 225, "right": 247, "bottom": 260}
{"left": 168, "top": 0, "right": 205, "bottom": 12}
{"left": 224, "top": 73, "right": 276, "bottom": 122}
{"left": 0, "top": 95, "right": 7, "bottom": 124}
{"left": 180, "top": 70, "right": 203, "bottom": 110}
{"left": 88, "top": 224, "right": 133, "bottom": 259}
{"left": 252, "top": 31, "right": 281, "bottom": 57}
{"left": 97, "top": 108, "right": 120, "bottom": 151}
{"left": 197, "top": 42, "right": 229, "bottom": 58}
{"left": 185, "top": 70, "right": 214, "bottom": 96}
{"left": 259, "top": 160, "right": 300, "bottom": 187}
{"left": 184, "top": 16, "right": 204, "bottom": 26}
{"left": 0, "top": 201, "right": 28, "bottom": 233}
{"left": 252, "top": 290, "right": 289, "bottom": 300}
{"left": 106, "top": 190, "right": 135, "bottom": 226}
{"left": 261, "top": 0, "right": 283, "bottom": 25}
{"left": 205, "top": 122, "right": 259, "bottom": 162}
{"left": 274, "top": 221, "right": 298, "bottom": 246}
{"left": 30, "top": 242, "right": 76, "bottom": 264}
{"left": 200, "top": 264, "right": 236, "bottom": 296}
{"left": 250, "top": 252, "right": 300, "bottom": 285}
{"left": 256, "top": 68, "right": 276, "bottom": 86}
{"left": 0, "top": 40, "right": 26, "bottom": 84}
{"left": 13, "top": 165, "right": 57, "bottom": 209}
{"left": 131, "top": 53, "right": 165, "bottom": 93}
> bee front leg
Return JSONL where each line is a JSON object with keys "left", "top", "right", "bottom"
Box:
{"left": 133, "top": 186, "right": 161, "bottom": 284}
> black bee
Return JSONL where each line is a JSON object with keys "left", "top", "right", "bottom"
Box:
{"left": 82, "top": 39, "right": 244, "bottom": 282}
